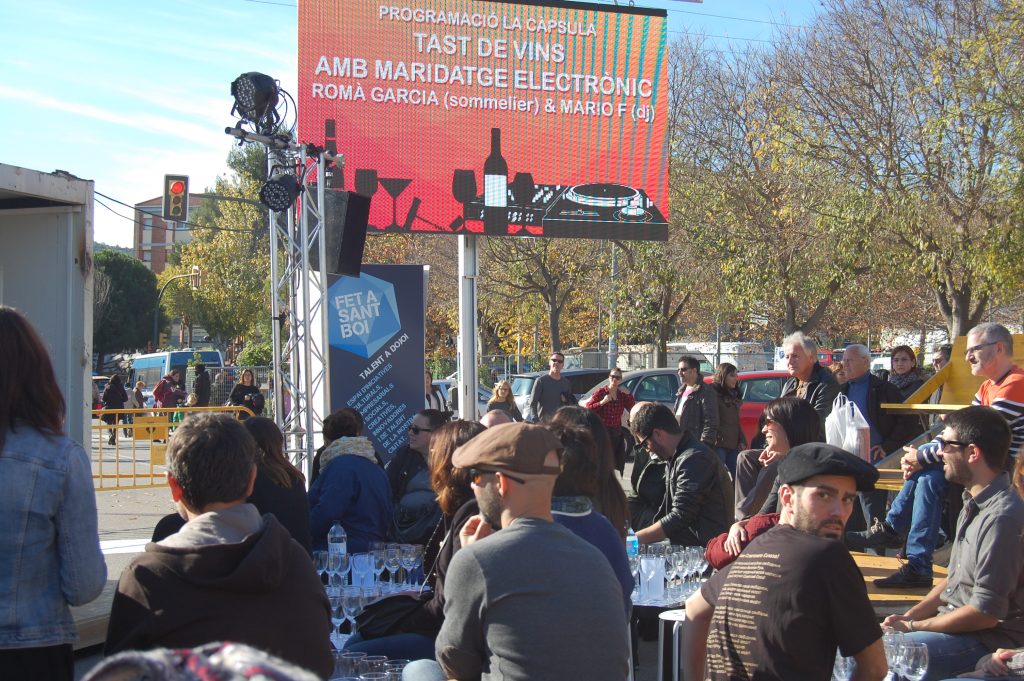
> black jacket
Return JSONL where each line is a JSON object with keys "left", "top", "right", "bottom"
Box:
{"left": 839, "top": 374, "right": 923, "bottom": 456}
{"left": 657, "top": 434, "right": 731, "bottom": 547}
{"left": 782, "top": 362, "right": 840, "bottom": 436}
{"left": 193, "top": 369, "right": 211, "bottom": 407}
{"left": 672, "top": 381, "right": 719, "bottom": 446}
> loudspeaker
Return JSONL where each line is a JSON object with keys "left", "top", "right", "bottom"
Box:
{"left": 310, "top": 189, "right": 371, "bottom": 277}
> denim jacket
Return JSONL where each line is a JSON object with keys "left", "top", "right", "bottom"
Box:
{"left": 0, "top": 424, "right": 107, "bottom": 647}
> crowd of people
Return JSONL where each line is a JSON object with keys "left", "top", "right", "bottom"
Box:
{"left": 5, "top": 300, "right": 1024, "bottom": 681}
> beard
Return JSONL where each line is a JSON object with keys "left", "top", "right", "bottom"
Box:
{"left": 476, "top": 483, "right": 504, "bottom": 530}
{"left": 791, "top": 507, "right": 846, "bottom": 540}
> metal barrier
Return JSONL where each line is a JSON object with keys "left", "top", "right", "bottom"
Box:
{"left": 90, "top": 406, "right": 254, "bottom": 491}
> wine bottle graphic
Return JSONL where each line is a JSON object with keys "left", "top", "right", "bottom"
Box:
{"left": 483, "top": 127, "right": 508, "bottom": 234}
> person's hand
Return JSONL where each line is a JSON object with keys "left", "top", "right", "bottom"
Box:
{"left": 723, "top": 521, "right": 748, "bottom": 556}
{"left": 881, "top": 615, "right": 913, "bottom": 632}
{"left": 870, "top": 445, "right": 886, "bottom": 462}
{"left": 901, "top": 446, "right": 922, "bottom": 479}
{"left": 977, "top": 649, "right": 1018, "bottom": 677}
{"left": 759, "top": 446, "right": 786, "bottom": 466}
{"left": 460, "top": 514, "right": 493, "bottom": 547}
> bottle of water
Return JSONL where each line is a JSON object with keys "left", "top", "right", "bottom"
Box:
{"left": 328, "top": 520, "right": 347, "bottom": 557}
{"left": 626, "top": 522, "right": 639, "bottom": 558}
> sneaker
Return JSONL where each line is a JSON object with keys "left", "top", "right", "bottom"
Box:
{"left": 845, "top": 519, "right": 903, "bottom": 551}
{"left": 874, "top": 564, "right": 933, "bottom": 589}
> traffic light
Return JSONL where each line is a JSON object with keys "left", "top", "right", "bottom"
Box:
{"left": 190, "top": 265, "right": 201, "bottom": 290}
{"left": 162, "top": 174, "right": 189, "bottom": 222}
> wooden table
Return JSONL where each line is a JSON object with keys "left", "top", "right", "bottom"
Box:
{"left": 853, "top": 552, "right": 947, "bottom": 619}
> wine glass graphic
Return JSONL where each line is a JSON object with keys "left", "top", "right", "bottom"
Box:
{"left": 510, "top": 172, "right": 535, "bottom": 227}
{"left": 451, "top": 170, "right": 477, "bottom": 231}
{"left": 354, "top": 169, "right": 378, "bottom": 198}
{"left": 378, "top": 177, "right": 412, "bottom": 231}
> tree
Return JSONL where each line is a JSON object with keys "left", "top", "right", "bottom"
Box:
{"left": 783, "top": 0, "right": 1022, "bottom": 335}
{"left": 93, "top": 250, "right": 160, "bottom": 370}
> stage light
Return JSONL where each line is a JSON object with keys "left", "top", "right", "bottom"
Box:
{"left": 230, "top": 72, "right": 280, "bottom": 132}
{"left": 259, "top": 172, "right": 303, "bottom": 212}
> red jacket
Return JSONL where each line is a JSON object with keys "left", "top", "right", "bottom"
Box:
{"left": 704, "top": 513, "right": 780, "bottom": 570}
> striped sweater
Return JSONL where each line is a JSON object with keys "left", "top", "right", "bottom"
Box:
{"left": 918, "top": 365, "right": 1024, "bottom": 466}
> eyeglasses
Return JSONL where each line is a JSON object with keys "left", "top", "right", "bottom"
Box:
{"left": 550, "top": 358, "right": 564, "bottom": 364}
{"left": 408, "top": 425, "right": 433, "bottom": 435}
{"left": 936, "top": 436, "right": 970, "bottom": 452}
{"left": 468, "top": 467, "right": 526, "bottom": 486}
{"left": 677, "top": 366, "right": 694, "bottom": 373}
{"left": 636, "top": 433, "right": 652, "bottom": 451}
{"left": 965, "top": 341, "right": 997, "bottom": 357}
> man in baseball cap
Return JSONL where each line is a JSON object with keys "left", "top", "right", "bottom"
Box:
{"left": 404, "top": 423, "right": 629, "bottom": 681}
{"left": 683, "top": 443, "right": 887, "bottom": 681}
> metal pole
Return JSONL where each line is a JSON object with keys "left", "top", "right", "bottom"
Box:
{"left": 458, "top": 234, "right": 479, "bottom": 420}
{"left": 608, "top": 243, "right": 618, "bottom": 369}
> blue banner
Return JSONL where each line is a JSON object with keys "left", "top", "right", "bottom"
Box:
{"left": 328, "top": 264, "right": 426, "bottom": 457}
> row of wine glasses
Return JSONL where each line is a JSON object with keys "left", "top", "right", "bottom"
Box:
{"left": 832, "top": 634, "right": 928, "bottom": 681}
{"left": 331, "top": 649, "right": 409, "bottom": 680}
{"left": 630, "top": 544, "right": 709, "bottom": 606}
{"left": 314, "top": 544, "right": 425, "bottom": 594}
{"left": 328, "top": 585, "right": 381, "bottom": 650}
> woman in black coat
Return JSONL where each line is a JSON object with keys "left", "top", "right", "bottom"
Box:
{"left": 228, "top": 369, "right": 263, "bottom": 419}
{"left": 101, "top": 375, "right": 129, "bottom": 445}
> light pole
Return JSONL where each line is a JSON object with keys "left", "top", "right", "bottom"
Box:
{"left": 152, "top": 266, "right": 201, "bottom": 349}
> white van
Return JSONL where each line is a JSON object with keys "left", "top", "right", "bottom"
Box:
{"left": 129, "top": 349, "right": 224, "bottom": 406}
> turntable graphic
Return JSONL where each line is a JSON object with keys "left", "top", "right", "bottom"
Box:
{"left": 463, "top": 180, "right": 668, "bottom": 241}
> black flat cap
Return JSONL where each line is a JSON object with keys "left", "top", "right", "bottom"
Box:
{"left": 777, "top": 443, "right": 879, "bottom": 491}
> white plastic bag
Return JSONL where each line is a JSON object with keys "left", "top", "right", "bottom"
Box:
{"left": 825, "top": 394, "right": 872, "bottom": 462}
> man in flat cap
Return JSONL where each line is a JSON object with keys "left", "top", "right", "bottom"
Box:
{"left": 682, "top": 443, "right": 888, "bottom": 681}
{"left": 402, "top": 423, "right": 629, "bottom": 681}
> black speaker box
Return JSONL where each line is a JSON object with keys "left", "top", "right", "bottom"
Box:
{"left": 310, "top": 189, "right": 371, "bottom": 277}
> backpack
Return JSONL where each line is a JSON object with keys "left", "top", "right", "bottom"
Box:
{"left": 153, "top": 378, "right": 171, "bottom": 406}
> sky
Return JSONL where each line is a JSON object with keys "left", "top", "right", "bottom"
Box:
{"left": 0, "top": 0, "right": 819, "bottom": 248}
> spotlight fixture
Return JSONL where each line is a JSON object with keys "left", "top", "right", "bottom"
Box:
{"left": 259, "top": 172, "right": 303, "bottom": 212}
{"left": 230, "top": 72, "right": 280, "bottom": 132}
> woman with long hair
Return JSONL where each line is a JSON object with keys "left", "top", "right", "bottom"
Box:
{"left": 733, "top": 396, "right": 822, "bottom": 519}
{"left": 710, "top": 363, "right": 745, "bottom": 477}
{"left": 101, "top": 374, "right": 129, "bottom": 444}
{"left": 550, "top": 405, "right": 629, "bottom": 542}
{"left": 228, "top": 368, "right": 263, "bottom": 418}
{"left": 0, "top": 307, "right": 106, "bottom": 680}
{"left": 486, "top": 380, "right": 523, "bottom": 421}
{"left": 243, "top": 417, "right": 312, "bottom": 554}
{"left": 888, "top": 345, "right": 924, "bottom": 400}
{"left": 345, "top": 419, "right": 485, "bottom": 660}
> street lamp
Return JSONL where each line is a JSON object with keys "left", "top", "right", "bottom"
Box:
{"left": 153, "top": 269, "right": 202, "bottom": 348}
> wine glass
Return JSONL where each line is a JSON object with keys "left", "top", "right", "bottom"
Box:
{"left": 342, "top": 586, "right": 363, "bottom": 637}
{"left": 450, "top": 170, "right": 478, "bottom": 231}
{"left": 384, "top": 544, "right": 401, "bottom": 592}
{"left": 329, "top": 594, "right": 345, "bottom": 649}
{"left": 378, "top": 178, "right": 412, "bottom": 230}
{"left": 370, "top": 547, "right": 386, "bottom": 587}
{"left": 639, "top": 555, "right": 660, "bottom": 605}
{"left": 411, "top": 544, "right": 425, "bottom": 585}
{"left": 399, "top": 544, "right": 418, "bottom": 589}
{"left": 882, "top": 631, "right": 905, "bottom": 680}
{"left": 329, "top": 551, "right": 349, "bottom": 587}
{"left": 314, "top": 550, "right": 328, "bottom": 585}
{"left": 900, "top": 642, "right": 928, "bottom": 681}
{"left": 664, "top": 550, "right": 679, "bottom": 601}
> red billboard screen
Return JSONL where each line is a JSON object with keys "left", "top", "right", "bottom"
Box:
{"left": 298, "top": 0, "right": 669, "bottom": 240}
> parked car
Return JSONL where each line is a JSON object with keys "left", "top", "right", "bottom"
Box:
{"left": 92, "top": 376, "right": 109, "bottom": 410}
{"left": 509, "top": 369, "right": 609, "bottom": 419}
{"left": 579, "top": 368, "right": 790, "bottom": 447}
{"left": 433, "top": 379, "right": 489, "bottom": 420}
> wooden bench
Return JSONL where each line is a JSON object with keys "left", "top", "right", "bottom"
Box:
{"left": 71, "top": 580, "right": 116, "bottom": 651}
{"left": 853, "top": 552, "right": 947, "bottom": 619}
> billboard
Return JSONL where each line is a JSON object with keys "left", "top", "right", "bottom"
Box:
{"left": 298, "top": 0, "right": 669, "bottom": 240}
{"left": 327, "top": 265, "right": 426, "bottom": 457}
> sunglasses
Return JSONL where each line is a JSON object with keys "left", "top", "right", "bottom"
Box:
{"left": 550, "top": 358, "right": 564, "bottom": 364}
{"left": 636, "top": 433, "right": 652, "bottom": 451}
{"left": 408, "top": 425, "right": 433, "bottom": 435}
{"left": 468, "top": 467, "right": 526, "bottom": 485}
{"left": 936, "top": 436, "right": 970, "bottom": 452}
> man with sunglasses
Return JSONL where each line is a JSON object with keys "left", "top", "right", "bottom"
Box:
{"left": 850, "top": 323, "right": 1024, "bottom": 588}
{"left": 527, "top": 351, "right": 571, "bottom": 423}
{"left": 882, "top": 406, "right": 1024, "bottom": 680}
{"left": 384, "top": 409, "right": 446, "bottom": 544}
{"left": 629, "top": 402, "right": 731, "bottom": 546}
{"left": 402, "top": 423, "right": 629, "bottom": 681}
{"left": 585, "top": 368, "right": 635, "bottom": 472}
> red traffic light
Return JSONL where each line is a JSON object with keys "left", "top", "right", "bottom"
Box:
{"left": 169, "top": 180, "right": 185, "bottom": 194}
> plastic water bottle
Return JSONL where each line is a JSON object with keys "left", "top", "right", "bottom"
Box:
{"left": 328, "top": 520, "right": 347, "bottom": 557}
{"left": 626, "top": 523, "right": 639, "bottom": 558}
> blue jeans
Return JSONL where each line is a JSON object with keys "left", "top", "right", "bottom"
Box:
{"left": 402, "top": 659, "right": 447, "bottom": 681}
{"left": 343, "top": 631, "right": 436, "bottom": 660}
{"left": 715, "top": 447, "right": 739, "bottom": 478}
{"left": 886, "top": 467, "right": 946, "bottom": 574}
{"left": 903, "top": 631, "right": 988, "bottom": 681}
